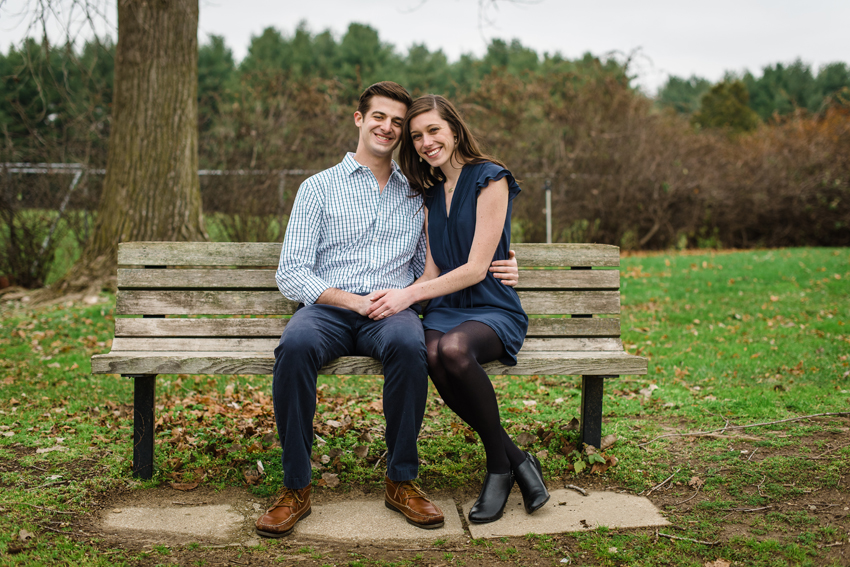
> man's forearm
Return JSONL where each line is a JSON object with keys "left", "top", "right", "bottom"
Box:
{"left": 315, "top": 288, "right": 369, "bottom": 314}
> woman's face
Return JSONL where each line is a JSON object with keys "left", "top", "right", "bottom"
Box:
{"left": 408, "top": 110, "right": 456, "bottom": 170}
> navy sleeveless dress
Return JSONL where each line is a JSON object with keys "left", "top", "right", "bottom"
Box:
{"left": 422, "top": 161, "right": 528, "bottom": 365}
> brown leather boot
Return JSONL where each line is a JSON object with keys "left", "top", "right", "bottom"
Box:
{"left": 385, "top": 477, "right": 444, "bottom": 529}
{"left": 255, "top": 485, "right": 312, "bottom": 538}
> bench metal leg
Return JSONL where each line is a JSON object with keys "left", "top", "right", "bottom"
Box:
{"left": 125, "top": 374, "right": 157, "bottom": 479}
{"left": 579, "top": 375, "right": 614, "bottom": 449}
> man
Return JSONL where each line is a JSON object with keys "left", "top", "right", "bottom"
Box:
{"left": 255, "top": 82, "right": 518, "bottom": 537}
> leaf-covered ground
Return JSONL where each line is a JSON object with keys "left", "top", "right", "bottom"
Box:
{"left": 0, "top": 247, "right": 848, "bottom": 566}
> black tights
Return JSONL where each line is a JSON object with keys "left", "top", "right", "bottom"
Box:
{"left": 426, "top": 321, "right": 526, "bottom": 474}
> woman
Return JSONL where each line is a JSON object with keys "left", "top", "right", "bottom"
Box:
{"left": 366, "top": 95, "right": 549, "bottom": 523}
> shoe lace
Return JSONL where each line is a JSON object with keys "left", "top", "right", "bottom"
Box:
{"left": 399, "top": 480, "right": 429, "bottom": 501}
{"left": 273, "top": 487, "right": 303, "bottom": 509}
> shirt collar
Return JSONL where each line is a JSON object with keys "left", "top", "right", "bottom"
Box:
{"left": 343, "top": 152, "right": 403, "bottom": 182}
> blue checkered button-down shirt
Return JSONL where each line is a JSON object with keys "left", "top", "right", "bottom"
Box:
{"left": 276, "top": 153, "right": 427, "bottom": 305}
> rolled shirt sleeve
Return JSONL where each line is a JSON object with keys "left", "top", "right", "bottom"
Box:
{"left": 275, "top": 178, "right": 330, "bottom": 305}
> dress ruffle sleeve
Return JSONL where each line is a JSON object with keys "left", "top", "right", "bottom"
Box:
{"left": 474, "top": 162, "right": 522, "bottom": 201}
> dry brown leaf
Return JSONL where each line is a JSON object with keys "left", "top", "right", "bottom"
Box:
{"left": 18, "top": 529, "right": 35, "bottom": 542}
{"left": 326, "top": 420, "right": 342, "bottom": 428}
{"left": 704, "top": 560, "right": 731, "bottom": 567}
{"left": 536, "top": 450, "right": 549, "bottom": 460}
{"left": 170, "top": 482, "right": 199, "bottom": 491}
{"left": 243, "top": 468, "right": 261, "bottom": 486}
{"left": 600, "top": 434, "right": 617, "bottom": 450}
{"left": 321, "top": 472, "right": 340, "bottom": 488}
{"left": 358, "top": 431, "right": 373, "bottom": 444}
{"left": 516, "top": 432, "right": 536, "bottom": 446}
{"left": 367, "top": 399, "right": 384, "bottom": 413}
{"left": 560, "top": 417, "right": 580, "bottom": 431}
{"left": 36, "top": 445, "right": 68, "bottom": 454}
{"left": 353, "top": 445, "right": 369, "bottom": 458}
{"left": 688, "top": 476, "right": 705, "bottom": 489}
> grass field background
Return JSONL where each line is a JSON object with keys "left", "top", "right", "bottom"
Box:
{"left": 0, "top": 247, "right": 848, "bottom": 566}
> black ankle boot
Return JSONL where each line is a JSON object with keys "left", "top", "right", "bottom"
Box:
{"left": 468, "top": 472, "right": 514, "bottom": 524}
{"left": 514, "top": 452, "right": 549, "bottom": 514}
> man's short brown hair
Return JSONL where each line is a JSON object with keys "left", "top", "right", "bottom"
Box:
{"left": 357, "top": 81, "right": 412, "bottom": 117}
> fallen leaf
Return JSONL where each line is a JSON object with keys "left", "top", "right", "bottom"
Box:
{"left": 591, "top": 455, "right": 618, "bottom": 474}
{"left": 18, "top": 529, "right": 35, "bottom": 542}
{"left": 367, "top": 399, "right": 383, "bottom": 413}
{"left": 522, "top": 400, "right": 537, "bottom": 407}
{"left": 600, "top": 434, "right": 617, "bottom": 450}
{"left": 67, "top": 363, "right": 79, "bottom": 371}
{"left": 257, "top": 460, "right": 265, "bottom": 475}
{"left": 688, "top": 476, "right": 705, "bottom": 489}
{"left": 243, "top": 468, "right": 261, "bottom": 485}
{"left": 560, "top": 417, "right": 579, "bottom": 431}
{"left": 516, "top": 432, "right": 536, "bottom": 446}
{"left": 321, "top": 472, "right": 340, "bottom": 488}
{"left": 704, "top": 560, "right": 731, "bottom": 567}
{"left": 536, "top": 450, "right": 549, "bottom": 460}
{"left": 36, "top": 445, "right": 68, "bottom": 454}
{"left": 326, "top": 420, "right": 342, "bottom": 428}
{"left": 170, "top": 482, "right": 199, "bottom": 491}
{"left": 2, "top": 376, "right": 13, "bottom": 385}
{"left": 1, "top": 432, "right": 13, "bottom": 437}
{"left": 353, "top": 445, "right": 369, "bottom": 459}
{"left": 321, "top": 454, "right": 330, "bottom": 464}
{"left": 262, "top": 432, "right": 278, "bottom": 445}
{"left": 47, "top": 362, "right": 61, "bottom": 369}
{"left": 358, "top": 431, "right": 373, "bottom": 444}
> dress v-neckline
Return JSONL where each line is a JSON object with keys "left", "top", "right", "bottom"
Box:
{"left": 444, "top": 166, "right": 465, "bottom": 219}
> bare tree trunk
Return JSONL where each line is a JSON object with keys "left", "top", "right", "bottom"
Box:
{"left": 57, "top": 0, "right": 206, "bottom": 293}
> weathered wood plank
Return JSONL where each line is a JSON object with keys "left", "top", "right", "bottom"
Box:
{"left": 526, "top": 317, "right": 620, "bottom": 337}
{"left": 117, "top": 267, "right": 620, "bottom": 291}
{"left": 115, "top": 290, "right": 620, "bottom": 316}
{"left": 118, "top": 242, "right": 283, "bottom": 267}
{"left": 92, "top": 350, "right": 647, "bottom": 376}
{"left": 512, "top": 243, "right": 620, "bottom": 268}
{"left": 115, "top": 318, "right": 289, "bottom": 337}
{"left": 109, "top": 336, "right": 622, "bottom": 354}
{"left": 117, "top": 242, "right": 620, "bottom": 269}
{"left": 114, "top": 316, "right": 622, "bottom": 338}
{"left": 116, "top": 290, "right": 298, "bottom": 315}
{"left": 118, "top": 269, "right": 278, "bottom": 289}
{"left": 517, "top": 291, "right": 620, "bottom": 315}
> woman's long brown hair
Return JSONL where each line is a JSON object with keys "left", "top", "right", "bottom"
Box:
{"left": 399, "top": 95, "right": 506, "bottom": 198}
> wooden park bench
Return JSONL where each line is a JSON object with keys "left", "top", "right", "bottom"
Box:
{"left": 91, "top": 242, "right": 648, "bottom": 479}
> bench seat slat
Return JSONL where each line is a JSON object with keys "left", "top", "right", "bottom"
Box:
{"left": 108, "top": 336, "right": 623, "bottom": 353}
{"left": 116, "top": 268, "right": 620, "bottom": 291}
{"left": 116, "top": 242, "right": 620, "bottom": 269}
{"left": 92, "top": 350, "right": 647, "bottom": 376}
{"left": 113, "top": 317, "right": 623, "bottom": 338}
{"left": 116, "top": 290, "right": 620, "bottom": 316}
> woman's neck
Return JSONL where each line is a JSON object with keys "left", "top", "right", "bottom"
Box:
{"left": 439, "top": 154, "right": 466, "bottom": 187}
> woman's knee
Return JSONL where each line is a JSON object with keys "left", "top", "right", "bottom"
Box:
{"left": 437, "top": 335, "right": 475, "bottom": 374}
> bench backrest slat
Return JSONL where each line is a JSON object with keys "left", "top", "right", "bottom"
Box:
{"left": 117, "top": 268, "right": 620, "bottom": 290}
{"left": 117, "top": 242, "right": 619, "bottom": 268}
{"left": 113, "top": 242, "right": 623, "bottom": 351}
{"left": 113, "top": 317, "right": 623, "bottom": 338}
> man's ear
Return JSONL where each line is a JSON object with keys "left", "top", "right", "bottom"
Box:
{"left": 353, "top": 110, "right": 363, "bottom": 128}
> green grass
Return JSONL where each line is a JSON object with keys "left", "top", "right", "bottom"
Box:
{"left": 0, "top": 246, "right": 848, "bottom": 566}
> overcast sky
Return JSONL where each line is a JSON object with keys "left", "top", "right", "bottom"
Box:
{"left": 1, "top": 0, "right": 848, "bottom": 93}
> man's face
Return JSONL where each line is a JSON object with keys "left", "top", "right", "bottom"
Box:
{"left": 354, "top": 96, "right": 408, "bottom": 159}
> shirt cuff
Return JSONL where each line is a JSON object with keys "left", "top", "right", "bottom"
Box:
{"left": 299, "top": 276, "right": 331, "bottom": 305}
